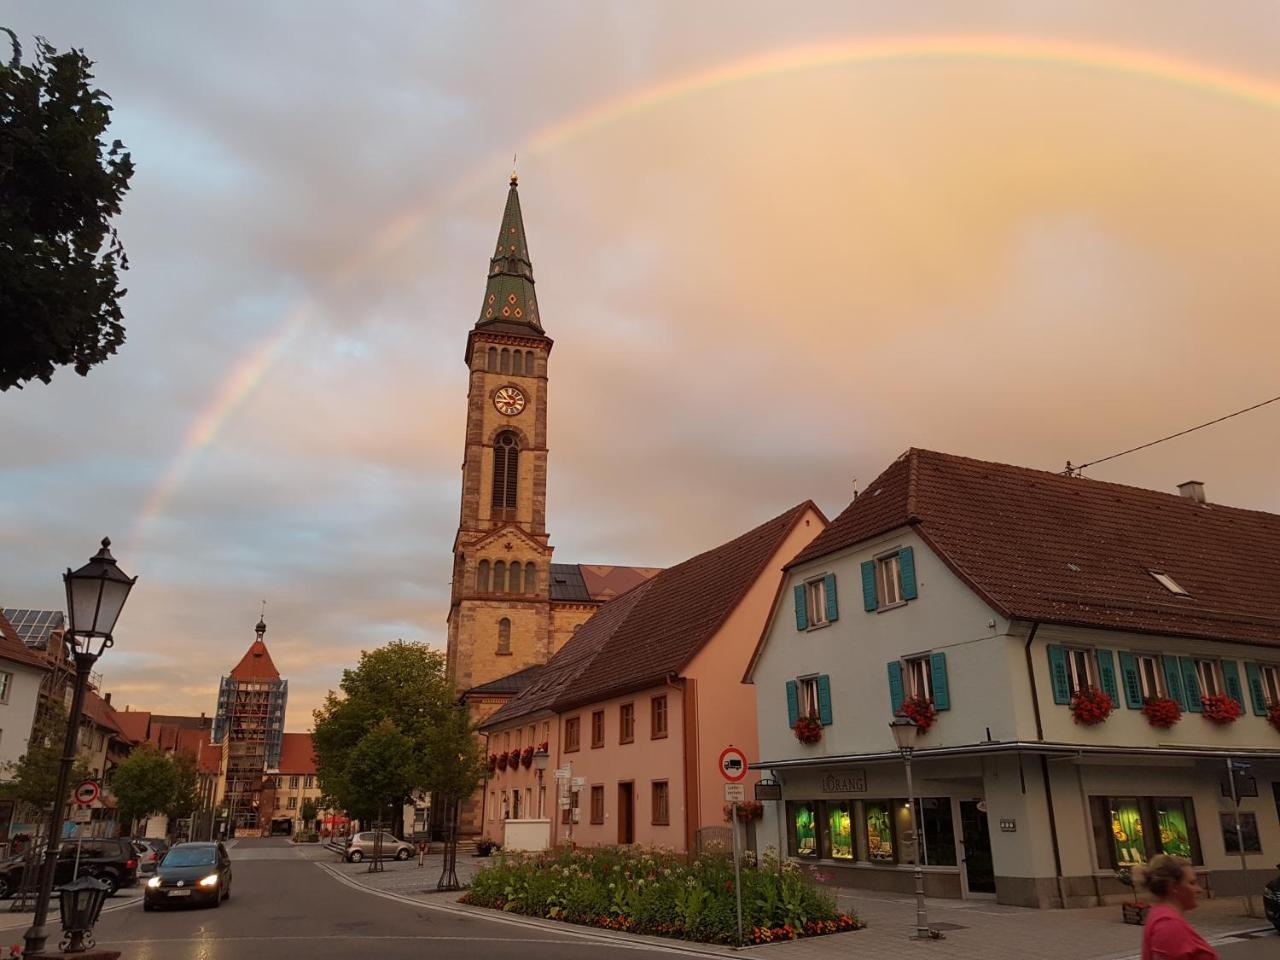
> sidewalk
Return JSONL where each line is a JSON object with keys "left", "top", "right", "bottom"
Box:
{"left": 0, "top": 886, "right": 142, "bottom": 933}
{"left": 307, "top": 843, "right": 483, "bottom": 897}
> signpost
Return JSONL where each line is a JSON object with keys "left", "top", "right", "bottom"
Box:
{"left": 73, "top": 781, "right": 99, "bottom": 806}
{"left": 1225, "top": 758, "right": 1255, "bottom": 918}
{"left": 718, "top": 746, "right": 747, "bottom": 947}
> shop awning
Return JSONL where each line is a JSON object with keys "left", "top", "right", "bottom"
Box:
{"left": 752, "top": 739, "right": 1280, "bottom": 771}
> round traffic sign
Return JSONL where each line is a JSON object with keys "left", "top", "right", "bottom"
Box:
{"left": 74, "top": 780, "right": 100, "bottom": 805}
{"left": 718, "top": 746, "right": 748, "bottom": 783}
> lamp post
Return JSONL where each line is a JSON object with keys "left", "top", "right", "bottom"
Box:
{"left": 24, "top": 538, "right": 135, "bottom": 957}
{"left": 889, "top": 716, "right": 939, "bottom": 942}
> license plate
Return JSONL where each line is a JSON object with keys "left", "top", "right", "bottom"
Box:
{"left": 167, "top": 889, "right": 191, "bottom": 897}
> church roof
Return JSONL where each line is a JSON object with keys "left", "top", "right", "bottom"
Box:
{"left": 476, "top": 176, "right": 545, "bottom": 338}
{"left": 549, "top": 564, "right": 663, "bottom": 603}
{"left": 229, "top": 637, "right": 280, "bottom": 681}
{"left": 464, "top": 664, "right": 547, "bottom": 697}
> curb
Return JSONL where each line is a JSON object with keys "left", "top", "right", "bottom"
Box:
{"left": 313, "top": 861, "right": 737, "bottom": 957}
{"left": 0, "top": 892, "right": 142, "bottom": 933}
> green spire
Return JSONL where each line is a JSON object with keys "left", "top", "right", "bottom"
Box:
{"left": 477, "top": 174, "right": 543, "bottom": 333}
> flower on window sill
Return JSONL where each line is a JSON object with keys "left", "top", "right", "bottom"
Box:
{"left": 488, "top": 753, "right": 498, "bottom": 773}
{"left": 898, "top": 696, "right": 937, "bottom": 734}
{"left": 1200, "top": 693, "right": 1242, "bottom": 725}
{"left": 535, "top": 741, "right": 549, "bottom": 754}
{"left": 793, "top": 715, "right": 823, "bottom": 744}
{"left": 496, "top": 752, "right": 508, "bottom": 771}
{"left": 1268, "top": 704, "right": 1280, "bottom": 733}
{"left": 1141, "top": 697, "right": 1182, "bottom": 729}
{"left": 508, "top": 749, "right": 522, "bottom": 769}
{"left": 1070, "top": 686, "right": 1115, "bottom": 726}
{"left": 521, "top": 746, "right": 534, "bottom": 768}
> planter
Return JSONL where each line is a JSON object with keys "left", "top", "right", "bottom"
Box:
{"left": 521, "top": 746, "right": 534, "bottom": 768}
{"left": 1070, "top": 687, "right": 1115, "bottom": 726}
{"left": 1269, "top": 704, "right": 1280, "bottom": 733}
{"left": 899, "top": 696, "right": 937, "bottom": 734}
{"left": 496, "top": 752, "right": 508, "bottom": 771}
{"left": 1142, "top": 697, "right": 1182, "bottom": 729}
{"left": 793, "top": 716, "right": 823, "bottom": 744}
{"left": 1122, "top": 902, "right": 1150, "bottom": 925}
{"left": 1201, "top": 694, "right": 1242, "bottom": 725}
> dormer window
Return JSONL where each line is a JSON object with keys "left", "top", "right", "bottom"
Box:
{"left": 1150, "top": 571, "right": 1189, "bottom": 596}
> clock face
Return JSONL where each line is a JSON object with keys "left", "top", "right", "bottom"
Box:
{"left": 494, "top": 386, "right": 526, "bottom": 416}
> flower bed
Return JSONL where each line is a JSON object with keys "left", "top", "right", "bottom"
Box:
{"left": 460, "top": 845, "right": 864, "bottom": 945}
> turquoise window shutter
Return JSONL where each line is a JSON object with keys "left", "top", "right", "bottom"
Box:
{"left": 816, "top": 675, "right": 833, "bottom": 726}
{"left": 823, "top": 573, "right": 839, "bottom": 623}
{"left": 898, "top": 547, "right": 918, "bottom": 600}
{"left": 1161, "top": 657, "right": 1186, "bottom": 708}
{"left": 1178, "top": 658, "right": 1203, "bottom": 712}
{"left": 793, "top": 584, "right": 808, "bottom": 631}
{"left": 929, "top": 652, "right": 950, "bottom": 710}
{"left": 1220, "top": 660, "right": 1246, "bottom": 711}
{"left": 1243, "top": 662, "right": 1268, "bottom": 716}
{"left": 1047, "top": 645, "right": 1071, "bottom": 705}
{"left": 786, "top": 680, "right": 799, "bottom": 727}
{"left": 861, "top": 561, "right": 877, "bottom": 612}
{"left": 1096, "top": 650, "right": 1120, "bottom": 705}
{"left": 887, "top": 661, "right": 905, "bottom": 713}
{"left": 1117, "top": 651, "right": 1143, "bottom": 708}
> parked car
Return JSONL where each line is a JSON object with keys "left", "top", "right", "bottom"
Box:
{"left": 1264, "top": 861, "right": 1280, "bottom": 933}
{"left": 143, "top": 841, "right": 231, "bottom": 910}
{"left": 132, "top": 838, "right": 170, "bottom": 875}
{"left": 344, "top": 831, "right": 413, "bottom": 863}
{"left": 0, "top": 838, "right": 139, "bottom": 899}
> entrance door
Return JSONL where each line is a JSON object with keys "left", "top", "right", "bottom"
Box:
{"left": 959, "top": 800, "right": 996, "bottom": 895}
{"left": 617, "top": 783, "right": 635, "bottom": 844}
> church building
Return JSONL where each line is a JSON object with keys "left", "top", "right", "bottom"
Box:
{"left": 446, "top": 176, "right": 659, "bottom": 831}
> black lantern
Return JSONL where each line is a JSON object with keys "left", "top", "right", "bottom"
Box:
{"left": 64, "top": 537, "right": 136, "bottom": 657}
{"left": 57, "top": 875, "right": 109, "bottom": 952}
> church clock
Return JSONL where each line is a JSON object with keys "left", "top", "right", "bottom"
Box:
{"left": 493, "top": 385, "right": 526, "bottom": 416}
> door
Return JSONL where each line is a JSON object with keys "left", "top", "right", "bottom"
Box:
{"left": 959, "top": 801, "right": 996, "bottom": 895}
{"left": 617, "top": 783, "right": 635, "bottom": 844}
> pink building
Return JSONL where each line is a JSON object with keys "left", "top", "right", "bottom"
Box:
{"left": 480, "top": 501, "right": 826, "bottom": 852}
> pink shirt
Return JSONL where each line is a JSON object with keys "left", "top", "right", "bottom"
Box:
{"left": 1141, "top": 904, "right": 1219, "bottom": 960}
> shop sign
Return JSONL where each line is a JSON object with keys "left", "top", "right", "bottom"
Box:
{"left": 819, "top": 770, "right": 866, "bottom": 794}
{"left": 754, "top": 779, "right": 782, "bottom": 801}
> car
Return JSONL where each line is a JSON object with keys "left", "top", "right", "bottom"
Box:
{"left": 1264, "top": 861, "right": 1280, "bottom": 933}
{"left": 0, "top": 838, "right": 140, "bottom": 899}
{"left": 131, "top": 838, "right": 170, "bottom": 875}
{"left": 344, "top": 831, "right": 413, "bottom": 863}
{"left": 143, "top": 841, "right": 231, "bottom": 910}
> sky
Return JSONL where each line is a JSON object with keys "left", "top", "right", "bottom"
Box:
{"left": 3, "top": 2, "right": 1279, "bottom": 732}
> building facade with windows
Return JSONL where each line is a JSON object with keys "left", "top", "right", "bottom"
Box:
{"left": 0, "top": 614, "right": 49, "bottom": 776}
{"left": 480, "top": 502, "right": 825, "bottom": 853}
{"left": 747, "top": 449, "right": 1280, "bottom": 909}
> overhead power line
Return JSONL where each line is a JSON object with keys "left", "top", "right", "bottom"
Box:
{"left": 1064, "top": 393, "right": 1280, "bottom": 476}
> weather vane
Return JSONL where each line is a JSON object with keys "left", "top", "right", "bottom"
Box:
{"left": 510, "top": 153, "right": 518, "bottom": 185}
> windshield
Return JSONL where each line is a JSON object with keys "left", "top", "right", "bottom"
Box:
{"left": 162, "top": 846, "right": 217, "bottom": 867}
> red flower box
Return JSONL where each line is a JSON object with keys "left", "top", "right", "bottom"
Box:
{"left": 1268, "top": 704, "right": 1280, "bottom": 733}
{"left": 1142, "top": 697, "right": 1182, "bottom": 729}
{"left": 521, "top": 746, "right": 534, "bottom": 768}
{"left": 793, "top": 715, "right": 823, "bottom": 744}
{"left": 898, "top": 696, "right": 937, "bottom": 734}
{"left": 724, "top": 800, "right": 764, "bottom": 823}
{"left": 488, "top": 753, "right": 498, "bottom": 772}
{"left": 1200, "top": 693, "right": 1242, "bottom": 725}
{"left": 496, "top": 752, "right": 508, "bottom": 771}
{"left": 508, "top": 749, "right": 522, "bottom": 769}
{"left": 1070, "top": 686, "right": 1115, "bottom": 726}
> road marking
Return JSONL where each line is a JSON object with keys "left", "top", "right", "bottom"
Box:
{"left": 98, "top": 934, "right": 662, "bottom": 946}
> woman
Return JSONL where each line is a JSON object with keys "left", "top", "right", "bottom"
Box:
{"left": 1138, "top": 854, "right": 1219, "bottom": 960}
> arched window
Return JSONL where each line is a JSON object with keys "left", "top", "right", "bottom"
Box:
{"left": 500, "top": 348, "right": 511, "bottom": 373}
{"left": 491, "top": 431, "right": 519, "bottom": 512}
{"left": 497, "top": 617, "right": 511, "bottom": 655}
{"left": 477, "top": 560, "right": 490, "bottom": 592}
{"left": 511, "top": 351, "right": 523, "bottom": 376}
{"left": 509, "top": 562, "right": 522, "bottom": 594}
{"left": 494, "top": 561, "right": 506, "bottom": 594}
{"left": 486, "top": 347, "right": 498, "bottom": 372}
{"left": 525, "top": 351, "right": 535, "bottom": 374}
{"left": 525, "top": 562, "right": 537, "bottom": 595}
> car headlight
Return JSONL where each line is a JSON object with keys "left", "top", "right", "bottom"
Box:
{"left": 146, "top": 877, "right": 161, "bottom": 889}
{"left": 198, "top": 874, "right": 219, "bottom": 888}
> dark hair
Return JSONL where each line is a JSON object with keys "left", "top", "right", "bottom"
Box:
{"left": 1135, "top": 854, "right": 1189, "bottom": 897}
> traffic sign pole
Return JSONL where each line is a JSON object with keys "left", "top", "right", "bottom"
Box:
{"left": 731, "top": 800, "right": 743, "bottom": 948}
{"left": 1225, "top": 758, "right": 1255, "bottom": 918}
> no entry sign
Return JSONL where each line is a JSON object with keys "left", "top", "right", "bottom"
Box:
{"left": 718, "top": 746, "right": 747, "bottom": 783}
{"left": 74, "top": 780, "right": 100, "bottom": 805}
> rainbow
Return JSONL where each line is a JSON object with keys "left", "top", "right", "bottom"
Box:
{"left": 129, "top": 35, "right": 1280, "bottom": 543}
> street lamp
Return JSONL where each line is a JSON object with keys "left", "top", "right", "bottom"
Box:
{"left": 889, "top": 716, "right": 940, "bottom": 941}
{"left": 24, "top": 538, "right": 135, "bottom": 957}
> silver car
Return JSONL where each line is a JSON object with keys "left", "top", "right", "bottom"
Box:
{"left": 344, "top": 831, "right": 413, "bottom": 863}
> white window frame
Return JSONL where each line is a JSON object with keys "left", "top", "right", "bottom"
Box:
{"left": 1135, "top": 654, "right": 1163, "bottom": 699}
{"left": 1194, "top": 660, "right": 1220, "bottom": 699}
{"left": 877, "top": 553, "right": 903, "bottom": 608}
{"left": 905, "top": 655, "right": 932, "bottom": 701}
{"left": 804, "top": 578, "right": 828, "bottom": 627}
{"left": 1065, "top": 648, "right": 1094, "bottom": 696}
{"left": 1149, "top": 571, "right": 1189, "bottom": 596}
{"left": 0, "top": 671, "right": 12, "bottom": 703}
{"left": 1261, "top": 664, "right": 1280, "bottom": 707}
{"left": 798, "top": 676, "right": 821, "bottom": 719}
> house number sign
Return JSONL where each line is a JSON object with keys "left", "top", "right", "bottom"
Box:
{"left": 819, "top": 771, "right": 866, "bottom": 794}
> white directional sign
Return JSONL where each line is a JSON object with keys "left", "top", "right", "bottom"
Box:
{"left": 571, "top": 776, "right": 586, "bottom": 788}
{"left": 724, "top": 783, "right": 746, "bottom": 803}
{"left": 72, "top": 805, "right": 92, "bottom": 824}
{"left": 554, "top": 767, "right": 571, "bottom": 780}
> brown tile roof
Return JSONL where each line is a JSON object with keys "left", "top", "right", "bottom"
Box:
{"left": 81, "top": 690, "right": 124, "bottom": 736}
{"left": 0, "top": 614, "right": 51, "bottom": 671}
{"left": 229, "top": 638, "right": 280, "bottom": 681}
{"left": 113, "top": 710, "right": 151, "bottom": 744}
{"left": 463, "top": 664, "right": 546, "bottom": 698}
{"left": 578, "top": 565, "right": 663, "bottom": 602}
{"left": 792, "top": 448, "right": 1280, "bottom": 648}
{"left": 197, "top": 741, "right": 223, "bottom": 775}
{"left": 278, "top": 732, "right": 316, "bottom": 774}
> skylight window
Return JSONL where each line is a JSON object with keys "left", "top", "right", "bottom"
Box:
{"left": 1150, "top": 571, "right": 1189, "bottom": 596}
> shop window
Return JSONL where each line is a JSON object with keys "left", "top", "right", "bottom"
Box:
{"left": 591, "top": 710, "right": 604, "bottom": 749}
{"left": 1065, "top": 648, "right": 1094, "bottom": 696}
{"left": 591, "top": 786, "right": 604, "bottom": 824}
{"left": 914, "top": 798, "right": 958, "bottom": 866}
{"left": 826, "top": 801, "right": 854, "bottom": 860}
{"left": 619, "top": 702, "right": 635, "bottom": 743}
{"left": 791, "top": 801, "right": 819, "bottom": 858}
{"left": 1221, "top": 812, "right": 1262, "bottom": 854}
{"left": 1194, "top": 660, "right": 1220, "bottom": 698}
{"left": 905, "top": 656, "right": 932, "bottom": 701}
{"left": 1135, "top": 655, "right": 1163, "bottom": 699}
{"left": 1089, "top": 796, "right": 1202, "bottom": 869}
{"left": 865, "top": 801, "right": 895, "bottom": 862}
{"left": 564, "top": 716, "right": 580, "bottom": 752}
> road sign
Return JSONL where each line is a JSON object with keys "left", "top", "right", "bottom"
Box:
{"left": 718, "top": 746, "right": 747, "bottom": 782}
{"left": 571, "top": 776, "right": 586, "bottom": 788}
{"left": 72, "top": 805, "right": 92, "bottom": 824}
{"left": 74, "top": 780, "right": 100, "bottom": 805}
{"left": 1230, "top": 759, "right": 1251, "bottom": 772}
{"left": 554, "top": 767, "right": 571, "bottom": 779}
{"left": 559, "top": 797, "right": 570, "bottom": 809}
{"left": 724, "top": 783, "right": 745, "bottom": 803}
{"left": 754, "top": 779, "right": 782, "bottom": 801}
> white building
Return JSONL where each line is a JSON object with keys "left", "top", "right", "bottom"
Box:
{"left": 0, "top": 615, "right": 50, "bottom": 775}
{"left": 747, "top": 449, "right": 1280, "bottom": 908}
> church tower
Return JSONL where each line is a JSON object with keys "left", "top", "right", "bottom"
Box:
{"left": 446, "top": 174, "right": 555, "bottom": 699}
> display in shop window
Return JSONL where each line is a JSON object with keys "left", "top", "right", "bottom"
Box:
{"left": 794, "top": 802, "right": 818, "bottom": 857}
{"left": 865, "top": 801, "right": 895, "bottom": 862}
{"left": 1109, "top": 798, "right": 1147, "bottom": 866}
{"left": 827, "top": 802, "right": 854, "bottom": 860}
{"left": 1155, "top": 803, "right": 1193, "bottom": 860}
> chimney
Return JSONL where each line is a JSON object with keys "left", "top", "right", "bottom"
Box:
{"left": 103, "top": 692, "right": 111, "bottom": 705}
{"left": 1178, "top": 481, "right": 1206, "bottom": 503}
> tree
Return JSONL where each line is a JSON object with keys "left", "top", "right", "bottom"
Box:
{"left": 163, "top": 752, "right": 199, "bottom": 824}
{"left": 110, "top": 745, "right": 177, "bottom": 832}
{"left": 0, "top": 30, "right": 134, "bottom": 390}
{"left": 427, "top": 703, "right": 487, "bottom": 891}
{"left": 300, "top": 798, "right": 317, "bottom": 825}
{"left": 0, "top": 710, "right": 91, "bottom": 813}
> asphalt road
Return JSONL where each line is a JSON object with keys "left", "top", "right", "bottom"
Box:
{"left": 87, "top": 838, "right": 683, "bottom": 960}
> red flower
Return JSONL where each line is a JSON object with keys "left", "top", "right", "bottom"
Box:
{"left": 1201, "top": 693, "right": 1242, "bottom": 725}
{"left": 1070, "top": 686, "right": 1115, "bottom": 726}
{"left": 724, "top": 800, "right": 764, "bottom": 823}
{"left": 496, "top": 752, "right": 508, "bottom": 771}
{"left": 898, "top": 696, "right": 937, "bottom": 733}
{"left": 1142, "top": 697, "right": 1182, "bottom": 729}
{"left": 1268, "top": 704, "right": 1280, "bottom": 733}
{"left": 536, "top": 740, "right": 549, "bottom": 754}
{"left": 488, "top": 753, "right": 498, "bottom": 772}
{"left": 521, "top": 746, "right": 534, "bottom": 768}
{"left": 793, "top": 715, "right": 823, "bottom": 744}
{"left": 508, "top": 749, "right": 522, "bottom": 769}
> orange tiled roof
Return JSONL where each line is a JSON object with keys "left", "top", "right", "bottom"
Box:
{"left": 278, "top": 732, "right": 316, "bottom": 774}
{"left": 197, "top": 741, "right": 222, "bottom": 775}
{"left": 229, "top": 638, "right": 280, "bottom": 681}
{"left": 113, "top": 710, "right": 151, "bottom": 744}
